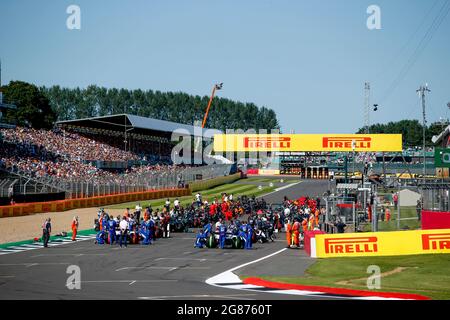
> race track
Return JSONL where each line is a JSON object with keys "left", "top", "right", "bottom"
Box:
{"left": 0, "top": 180, "right": 331, "bottom": 300}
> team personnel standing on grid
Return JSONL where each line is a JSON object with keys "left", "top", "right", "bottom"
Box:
{"left": 119, "top": 216, "right": 129, "bottom": 248}
{"left": 71, "top": 216, "right": 79, "bottom": 241}
{"left": 42, "top": 218, "right": 52, "bottom": 247}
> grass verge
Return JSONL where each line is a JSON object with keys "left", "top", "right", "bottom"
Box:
{"left": 0, "top": 229, "right": 96, "bottom": 248}
{"left": 106, "top": 182, "right": 276, "bottom": 210}
{"left": 251, "top": 254, "right": 450, "bottom": 300}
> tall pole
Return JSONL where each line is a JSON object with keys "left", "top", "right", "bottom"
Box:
{"left": 417, "top": 85, "right": 431, "bottom": 177}
{"left": 364, "top": 82, "right": 371, "bottom": 134}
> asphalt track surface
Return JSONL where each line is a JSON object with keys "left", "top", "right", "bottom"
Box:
{"left": 0, "top": 180, "right": 330, "bottom": 300}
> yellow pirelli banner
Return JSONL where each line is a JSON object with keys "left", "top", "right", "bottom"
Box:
{"left": 315, "top": 229, "right": 450, "bottom": 258}
{"left": 213, "top": 134, "right": 402, "bottom": 152}
{"left": 259, "top": 169, "right": 281, "bottom": 175}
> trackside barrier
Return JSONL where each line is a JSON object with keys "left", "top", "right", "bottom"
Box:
{"left": 314, "top": 229, "right": 450, "bottom": 258}
{"left": 304, "top": 230, "right": 325, "bottom": 257}
{"left": 0, "top": 188, "right": 190, "bottom": 218}
{"left": 258, "top": 169, "right": 280, "bottom": 175}
{"left": 246, "top": 169, "right": 259, "bottom": 175}
{"left": 422, "top": 210, "right": 450, "bottom": 230}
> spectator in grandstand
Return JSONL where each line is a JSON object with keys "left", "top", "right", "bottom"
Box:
{"left": 0, "top": 127, "right": 139, "bottom": 162}
{"left": 8, "top": 185, "right": 13, "bottom": 201}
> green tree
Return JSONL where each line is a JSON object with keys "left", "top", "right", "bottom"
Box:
{"left": 357, "top": 119, "right": 447, "bottom": 147}
{"left": 41, "top": 85, "right": 280, "bottom": 131}
{"left": 1, "top": 81, "right": 56, "bottom": 129}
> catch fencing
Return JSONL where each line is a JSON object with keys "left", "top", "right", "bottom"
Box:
{"left": 2, "top": 164, "right": 235, "bottom": 199}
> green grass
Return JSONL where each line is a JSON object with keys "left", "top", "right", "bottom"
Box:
{"left": 250, "top": 254, "right": 450, "bottom": 300}
{"left": 244, "top": 177, "right": 293, "bottom": 184}
{"left": 105, "top": 182, "right": 276, "bottom": 210}
{"left": 362, "top": 206, "right": 421, "bottom": 232}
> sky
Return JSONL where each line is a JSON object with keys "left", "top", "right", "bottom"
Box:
{"left": 0, "top": 0, "right": 449, "bottom": 133}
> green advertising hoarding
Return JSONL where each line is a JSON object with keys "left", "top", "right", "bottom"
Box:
{"left": 435, "top": 148, "right": 450, "bottom": 168}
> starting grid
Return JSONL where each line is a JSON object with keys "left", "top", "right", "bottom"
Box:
{"left": 0, "top": 234, "right": 97, "bottom": 255}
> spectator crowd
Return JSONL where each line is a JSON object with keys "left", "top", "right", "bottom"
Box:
{"left": 0, "top": 127, "right": 191, "bottom": 188}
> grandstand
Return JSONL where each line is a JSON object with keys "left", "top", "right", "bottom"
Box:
{"left": 0, "top": 114, "right": 235, "bottom": 205}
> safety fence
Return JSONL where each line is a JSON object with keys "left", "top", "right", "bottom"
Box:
{"left": 0, "top": 187, "right": 190, "bottom": 218}
{"left": 1, "top": 164, "right": 235, "bottom": 199}
{"left": 65, "top": 164, "right": 236, "bottom": 199}
{"left": 421, "top": 187, "right": 450, "bottom": 212}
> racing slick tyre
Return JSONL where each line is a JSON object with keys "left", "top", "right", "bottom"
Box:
{"left": 231, "top": 236, "right": 242, "bottom": 249}
{"left": 206, "top": 234, "right": 217, "bottom": 248}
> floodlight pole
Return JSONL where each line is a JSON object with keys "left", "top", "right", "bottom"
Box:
{"left": 417, "top": 85, "right": 430, "bottom": 177}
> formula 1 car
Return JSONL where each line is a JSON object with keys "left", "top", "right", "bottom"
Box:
{"left": 205, "top": 230, "right": 245, "bottom": 249}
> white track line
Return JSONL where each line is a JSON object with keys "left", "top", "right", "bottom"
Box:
{"left": 116, "top": 266, "right": 210, "bottom": 272}
{"left": 0, "top": 234, "right": 97, "bottom": 256}
{"left": 75, "top": 280, "right": 178, "bottom": 285}
{"left": 206, "top": 248, "right": 287, "bottom": 286}
{"left": 258, "top": 182, "right": 302, "bottom": 198}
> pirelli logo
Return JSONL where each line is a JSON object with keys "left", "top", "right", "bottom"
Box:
{"left": 243, "top": 137, "right": 291, "bottom": 149}
{"left": 324, "top": 237, "right": 378, "bottom": 254}
{"left": 422, "top": 233, "right": 450, "bottom": 251}
{"left": 322, "top": 137, "right": 372, "bottom": 149}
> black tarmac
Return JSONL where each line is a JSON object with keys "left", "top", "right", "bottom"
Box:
{"left": 0, "top": 180, "right": 330, "bottom": 300}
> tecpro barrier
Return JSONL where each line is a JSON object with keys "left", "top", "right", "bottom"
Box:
{"left": 304, "top": 230, "right": 325, "bottom": 257}
{"left": 258, "top": 169, "right": 280, "bottom": 175}
{"left": 422, "top": 211, "right": 450, "bottom": 230}
{"left": 314, "top": 229, "right": 450, "bottom": 258}
{"left": 0, "top": 188, "right": 190, "bottom": 218}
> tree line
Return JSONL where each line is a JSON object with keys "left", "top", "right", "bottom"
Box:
{"left": 1, "top": 81, "right": 447, "bottom": 147}
{"left": 0, "top": 81, "right": 279, "bottom": 131}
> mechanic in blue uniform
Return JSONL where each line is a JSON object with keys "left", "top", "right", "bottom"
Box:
{"left": 107, "top": 215, "right": 117, "bottom": 245}
{"left": 103, "top": 214, "right": 109, "bottom": 243}
{"left": 128, "top": 214, "right": 136, "bottom": 243}
{"left": 246, "top": 222, "right": 254, "bottom": 250}
{"left": 150, "top": 218, "right": 156, "bottom": 241}
{"left": 238, "top": 221, "right": 248, "bottom": 248}
{"left": 95, "top": 213, "right": 107, "bottom": 245}
{"left": 219, "top": 222, "right": 227, "bottom": 249}
{"left": 140, "top": 219, "right": 151, "bottom": 245}
{"left": 194, "top": 222, "right": 212, "bottom": 248}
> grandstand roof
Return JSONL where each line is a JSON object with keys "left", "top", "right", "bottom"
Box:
{"left": 56, "top": 114, "right": 220, "bottom": 139}
{"left": 432, "top": 124, "right": 450, "bottom": 147}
